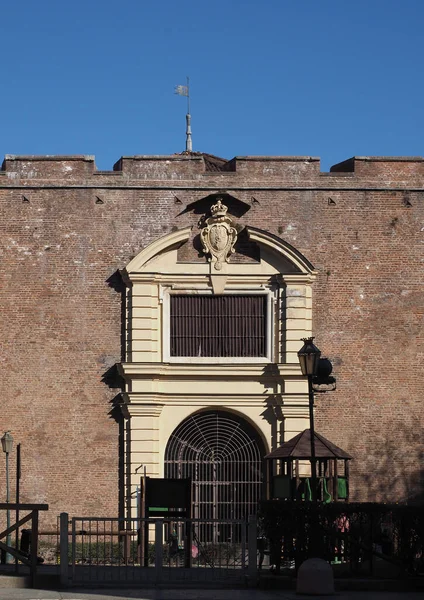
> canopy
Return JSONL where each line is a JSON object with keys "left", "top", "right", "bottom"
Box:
{"left": 265, "top": 429, "right": 353, "bottom": 460}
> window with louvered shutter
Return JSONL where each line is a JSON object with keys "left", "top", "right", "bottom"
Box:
{"left": 170, "top": 295, "right": 267, "bottom": 357}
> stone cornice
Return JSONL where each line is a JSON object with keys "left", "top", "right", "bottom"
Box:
{"left": 120, "top": 392, "right": 309, "bottom": 419}
{"left": 122, "top": 392, "right": 308, "bottom": 403}
{"left": 121, "top": 395, "right": 165, "bottom": 418}
{"left": 128, "top": 274, "right": 282, "bottom": 285}
{"left": 118, "top": 362, "right": 304, "bottom": 379}
{"left": 2, "top": 183, "right": 424, "bottom": 193}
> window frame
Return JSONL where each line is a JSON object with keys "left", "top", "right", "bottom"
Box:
{"left": 162, "top": 288, "right": 275, "bottom": 364}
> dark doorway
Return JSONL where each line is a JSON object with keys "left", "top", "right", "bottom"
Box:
{"left": 165, "top": 410, "right": 265, "bottom": 540}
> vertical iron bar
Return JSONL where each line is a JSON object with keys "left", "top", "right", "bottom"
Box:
{"left": 59, "top": 513, "right": 69, "bottom": 587}
{"left": 154, "top": 520, "right": 163, "bottom": 583}
{"left": 308, "top": 376, "right": 317, "bottom": 502}
{"left": 5, "top": 452, "right": 10, "bottom": 563}
{"left": 15, "top": 443, "right": 21, "bottom": 572}
{"left": 71, "top": 518, "right": 76, "bottom": 584}
{"left": 30, "top": 510, "right": 39, "bottom": 588}
{"left": 248, "top": 516, "right": 257, "bottom": 584}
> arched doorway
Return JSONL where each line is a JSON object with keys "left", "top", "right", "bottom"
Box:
{"left": 164, "top": 410, "right": 265, "bottom": 526}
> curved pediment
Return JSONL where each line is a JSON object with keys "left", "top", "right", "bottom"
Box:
{"left": 246, "top": 227, "right": 316, "bottom": 275}
{"left": 125, "top": 227, "right": 192, "bottom": 275}
{"left": 123, "top": 225, "right": 317, "bottom": 281}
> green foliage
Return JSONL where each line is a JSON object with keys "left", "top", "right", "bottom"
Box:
{"left": 69, "top": 540, "right": 146, "bottom": 565}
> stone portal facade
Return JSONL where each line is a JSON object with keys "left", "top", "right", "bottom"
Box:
{"left": 0, "top": 153, "right": 423, "bottom": 523}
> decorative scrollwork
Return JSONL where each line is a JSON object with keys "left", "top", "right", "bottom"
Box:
{"left": 200, "top": 199, "right": 237, "bottom": 270}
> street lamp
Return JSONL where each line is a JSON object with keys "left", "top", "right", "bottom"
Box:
{"left": 1, "top": 431, "right": 13, "bottom": 562}
{"left": 297, "top": 338, "right": 321, "bottom": 502}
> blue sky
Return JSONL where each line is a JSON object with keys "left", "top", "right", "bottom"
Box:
{"left": 0, "top": 0, "right": 422, "bottom": 171}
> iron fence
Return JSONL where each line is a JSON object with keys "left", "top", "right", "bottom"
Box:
{"left": 62, "top": 515, "right": 256, "bottom": 585}
{"left": 259, "top": 501, "right": 424, "bottom": 578}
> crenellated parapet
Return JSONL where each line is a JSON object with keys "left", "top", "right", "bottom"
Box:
{"left": 2, "top": 153, "right": 424, "bottom": 186}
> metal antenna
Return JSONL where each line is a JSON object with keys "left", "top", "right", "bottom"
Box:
{"left": 185, "top": 76, "right": 192, "bottom": 152}
{"left": 175, "top": 77, "right": 192, "bottom": 152}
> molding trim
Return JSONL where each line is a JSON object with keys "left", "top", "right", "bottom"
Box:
{"left": 121, "top": 394, "right": 165, "bottom": 418}
{"left": 161, "top": 287, "right": 275, "bottom": 364}
{"left": 118, "top": 362, "right": 304, "bottom": 379}
{"left": 124, "top": 226, "right": 192, "bottom": 276}
{"left": 120, "top": 392, "right": 309, "bottom": 412}
{"left": 247, "top": 227, "right": 317, "bottom": 276}
{"left": 122, "top": 225, "right": 317, "bottom": 283}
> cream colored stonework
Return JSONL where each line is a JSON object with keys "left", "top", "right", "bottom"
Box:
{"left": 119, "top": 224, "right": 317, "bottom": 517}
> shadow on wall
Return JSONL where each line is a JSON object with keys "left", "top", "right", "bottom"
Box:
{"left": 177, "top": 192, "right": 251, "bottom": 218}
{"left": 259, "top": 364, "right": 286, "bottom": 452}
{"left": 103, "top": 271, "right": 130, "bottom": 521}
{"left": 105, "top": 394, "right": 126, "bottom": 521}
{"left": 102, "top": 364, "right": 125, "bottom": 391}
{"left": 106, "top": 270, "right": 127, "bottom": 362}
{"left": 359, "top": 422, "right": 424, "bottom": 505}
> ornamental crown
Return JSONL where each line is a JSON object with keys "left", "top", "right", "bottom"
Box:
{"left": 210, "top": 198, "right": 228, "bottom": 218}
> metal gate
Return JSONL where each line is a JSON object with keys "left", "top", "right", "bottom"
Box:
{"left": 59, "top": 514, "right": 257, "bottom": 586}
{"left": 164, "top": 410, "right": 265, "bottom": 539}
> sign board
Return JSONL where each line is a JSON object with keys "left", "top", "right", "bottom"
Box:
{"left": 144, "top": 478, "right": 191, "bottom": 517}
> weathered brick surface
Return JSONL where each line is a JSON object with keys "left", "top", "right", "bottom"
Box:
{"left": 0, "top": 153, "right": 423, "bottom": 524}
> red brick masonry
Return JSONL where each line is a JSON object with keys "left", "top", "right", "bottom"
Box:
{"left": 0, "top": 153, "right": 422, "bottom": 522}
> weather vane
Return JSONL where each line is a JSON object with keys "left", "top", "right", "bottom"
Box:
{"left": 175, "top": 76, "right": 192, "bottom": 152}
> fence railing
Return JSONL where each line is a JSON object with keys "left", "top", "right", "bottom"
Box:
{"left": 0, "top": 503, "right": 49, "bottom": 586}
{"left": 3, "top": 503, "right": 421, "bottom": 585}
{"left": 59, "top": 514, "right": 257, "bottom": 585}
{"left": 259, "top": 501, "right": 424, "bottom": 578}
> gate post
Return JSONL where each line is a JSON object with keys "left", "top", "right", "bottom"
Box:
{"left": 248, "top": 515, "right": 258, "bottom": 585}
{"left": 154, "top": 520, "right": 163, "bottom": 583}
{"left": 59, "top": 513, "right": 69, "bottom": 587}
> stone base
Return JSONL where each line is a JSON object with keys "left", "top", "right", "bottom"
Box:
{"left": 296, "top": 558, "right": 334, "bottom": 596}
{"left": 0, "top": 574, "right": 31, "bottom": 588}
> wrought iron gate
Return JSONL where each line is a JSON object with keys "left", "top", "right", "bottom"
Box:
{"left": 165, "top": 410, "right": 265, "bottom": 541}
{"left": 61, "top": 515, "right": 258, "bottom": 586}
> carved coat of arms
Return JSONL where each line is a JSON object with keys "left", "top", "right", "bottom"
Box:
{"left": 200, "top": 199, "right": 237, "bottom": 270}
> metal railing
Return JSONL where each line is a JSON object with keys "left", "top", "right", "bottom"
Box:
{"left": 37, "top": 520, "right": 60, "bottom": 567}
{"left": 59, "top": 514, "right": 257, "bottom": 586}
{"left": 259, "top": 501, "right": 424, "bottom": 578}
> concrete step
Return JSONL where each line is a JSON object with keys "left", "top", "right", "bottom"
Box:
{"left": 258, "top": 573, "right": 424, "bottom": 592}
{"left": 0, "top": 574, "right": 31, "bottom": 588}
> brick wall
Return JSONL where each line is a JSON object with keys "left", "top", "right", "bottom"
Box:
{"left": 0, "top": 153, "right": 422, "bottom": 523}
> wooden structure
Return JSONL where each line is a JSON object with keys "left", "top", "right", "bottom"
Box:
{"left": 266, "top": 429, "right": 352, "bottom": 502}
{"left": 0, "top": 503, "right": 49, "bottom": 587}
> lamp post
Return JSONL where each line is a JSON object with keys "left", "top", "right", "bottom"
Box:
{"left": 1, "top": 431, "right": 14, "bottom": 563}
{"left": 297, "top": 338, "right": 321, "bottom": 502}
